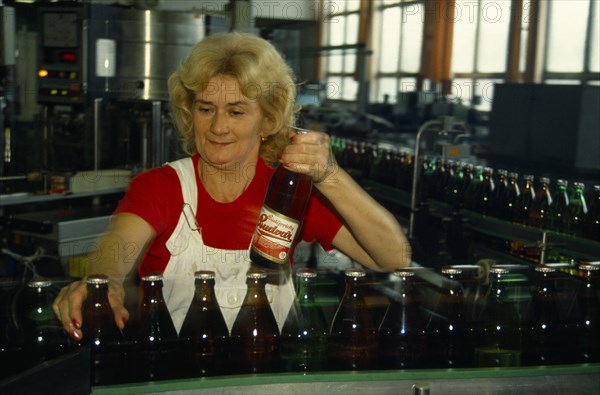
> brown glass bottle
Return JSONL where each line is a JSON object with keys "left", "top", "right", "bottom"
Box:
{"left": 128, "top": 273, "right": 180, "bottom": 382}
{"left": 179, "top": 270, "right": 230, "bottom": 377}
{"left": 573, "top": 264, "right": 600, "bottom": 363}
{"left": 514, "top": 174, "right": 536, "bottom": 225}
{"left": 250, "top": 164, "right": 312, "bottom": 271}
{"left": 521, "top": 266, "right": 564, "bottom": 366}
{"left": 230, "top": 270, "right": 280, "bottom": 374}
{"left": 80, "top": 274, "right": 126, "bottom": 385}
{"left": 378, "top": 269, "right": 427, "bottom": 369}
{"left": 474, "top": 167, "right": 495, "bottom": 216}
{"left": 500, "top": 172, "right": 520, "bottom": 221}
{"left": 280, "top": 268, "right": 329, "bottom": 372}
{"left": 19, "top": 279, "right": 72, "bottom": 368}
{"left": 527, "top": 177, "right": 552, "bottom": 229}
{"left": 431, "top": 267, "right": 471, "bottom": 368}
{"left": 330, "top": 267, "right": 378, "bottom": 370}
{"left": 492, "top": 169, "right": 508, "bottom": 218}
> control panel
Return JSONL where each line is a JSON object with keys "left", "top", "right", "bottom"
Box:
{"left": 37, "top": 6, "right": 85, "bottom": 105}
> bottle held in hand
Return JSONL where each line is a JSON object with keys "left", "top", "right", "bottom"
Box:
{"left": 250, "top": 163, "right": 312, "bottom": 271}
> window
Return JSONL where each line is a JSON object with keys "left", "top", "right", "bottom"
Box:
{"left": 450, "top": 0, "right": 512, "bottom": 111}
{"left": 371, "top": 0, "right": 424, "bottom": 104}
{"left": 322, "top": 0, "right": 361, "bottom": 101}
{"left": 544, "top": 0, "right": 600, "bottom": 84}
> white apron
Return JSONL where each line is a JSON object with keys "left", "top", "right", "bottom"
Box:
{"left": 161, "top": 157, "right": 295, "bottom": 334}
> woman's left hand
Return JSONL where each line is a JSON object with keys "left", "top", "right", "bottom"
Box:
{"left": 280, "top": 129, "right": 339, "bottom": 184}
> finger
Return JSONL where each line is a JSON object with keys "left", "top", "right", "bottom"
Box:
{"left": 114, "top": 307, "right": 130, "bottom": 330}
{"left": 66, "top": 284, "right": 85, "bottom": 340}
{"left": 107, "top": 282, "right": 129, "bottom": 330}
{"left": 54, "top": 284, "right": 83, "bottom": 341}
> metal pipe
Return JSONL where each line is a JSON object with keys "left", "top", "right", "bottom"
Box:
{"left": 151, "top": 100, "right": 162, "bottom": 167}
{"left": 540, "top": 231, "right": 548, "bottom": 265}
{"left": 93, "top": 98, "right": 103, "bottom": 171}
{"left": 409, "top": 119, "right": 442, "bottom": 240}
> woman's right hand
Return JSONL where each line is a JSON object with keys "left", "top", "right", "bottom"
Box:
{"left": 52, "top": 277, "right": 129, "bottom": 341}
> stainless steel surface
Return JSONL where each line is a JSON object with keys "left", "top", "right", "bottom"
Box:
{"left": 151, "top": 100, "right": 162, "bottom": 167}
{"left": 116, "top": 9, "right": 205, "bottom": 101}
{"left": 94, "top": 98, "right": 102, "bottom": 171}
{"left": 1, "top": 5, "right": 15, "bottom": 66}
{"left": 6, "top": 207, "right": 112, "bottom": 266}
{"left": 90, "top": 366, "right": 600, "bottom": 395}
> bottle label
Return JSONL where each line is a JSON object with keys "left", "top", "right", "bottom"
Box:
{"left": 251, "top": 205, "right": 300, "bottom": 265}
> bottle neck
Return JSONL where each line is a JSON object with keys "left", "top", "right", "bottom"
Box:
{"left": 244, "top": 278, "right": 270, "bottom": 305}
{"left": 193, "top": 279, "right": 216, "bottom": 299}
{"left": 88, "top": 283, "right": 111, "bottom": 304}
{"left": 141, "top": 281, "right": 166, "bottom": 306}
{"left": 296, "top": 277, "right": 317, "bottom": 302}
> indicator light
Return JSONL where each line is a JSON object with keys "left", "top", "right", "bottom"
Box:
{"left": 60, "top": 52, "right": 77, "bottom": 62}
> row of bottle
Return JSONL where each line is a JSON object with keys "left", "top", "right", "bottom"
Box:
{"left": 331, "top": 138, "right": 600, "bottom": 242}
{"left": 3, "top": 262, "right": 598, "bottom": 385}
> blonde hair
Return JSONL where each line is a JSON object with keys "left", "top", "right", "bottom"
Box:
{"left": 168, "top": 32, "right": 299, "bottom": 166}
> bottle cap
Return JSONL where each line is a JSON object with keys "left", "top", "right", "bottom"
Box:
{"left": 441, "top": 266, "right": 462, "bottom": 275}
{"left": 345, "top": 267, "right": 366, "bottom": 278}
{"left": 141, "top": 273, "right": 164, "bottom": 282}
{"left": 392, "top": 268, "right": 415, "bottom": 277}
{"left": 489, "top": 266, "right": 509, "bottom": 274}
{"left": 194, "top": 270, "right": 216, "bottom": 280}
{"left": 27, "top": 279, "right": 52, "bottom": 288}
{"left": 535, "top": 265, "right": 556, "bottom": 273}
{"left": 247, "top": 271, "right": 268, "bottom": 279}
{"left": 86, "top": 274, "right": 110, "bottom": 285}
{"left": 296, "top": 268, "right": 318, "bottom": 278}
{"left": 579, "top": 263, "right": 599, "bottom": 271}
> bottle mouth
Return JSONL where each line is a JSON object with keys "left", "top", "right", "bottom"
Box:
{"left": 392, "top": 268, "right": 415, "bottom": 278}
{"left": 141, "top": 272, "right": 164, "bottom": 282}
{"left": 246, "top": 271, "right": 268, "bottom": 279}
{"left": 86, "top": 274, "right": 110, "bottom": 284}
{"left": 27, "top": 279, "right": 52, "bottom": 288}
{"left": 296, "top": 268, "right": 317, "bottom": 278}
{"left": 194, "top": 270, "right": 216, "bottom": 280}
{"left": 345, "top": 268, "right": 366, "bottom": 278}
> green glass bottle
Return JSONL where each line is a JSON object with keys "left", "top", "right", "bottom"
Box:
{"left": 280, "top": 268, "right": 329, "bottom": 372}
{"left": 565, "top": 182, "right": 588, "bottom": 236}
{"left": 583, "top": 185, "right": 600, "bottom": 241}
{"left": 474, "top": 266, "right": 522, "bottom": 367}
{"left": 547, "top": 179, "right": 570, "bottom": 232}
{"left": 19, "top": 278, "right": 72, "bottom": 368}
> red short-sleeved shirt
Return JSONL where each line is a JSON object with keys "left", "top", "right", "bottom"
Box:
{"left": 114, "top": 154, "right": 342, "bottom": 276}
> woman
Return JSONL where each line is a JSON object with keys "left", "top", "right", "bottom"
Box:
{"left": 53, "top": 32, "right": 411, "bottom": 338}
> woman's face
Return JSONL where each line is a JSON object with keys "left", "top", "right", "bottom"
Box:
{"left": 193, "top": 75, "right": 266, "bottom": 171}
